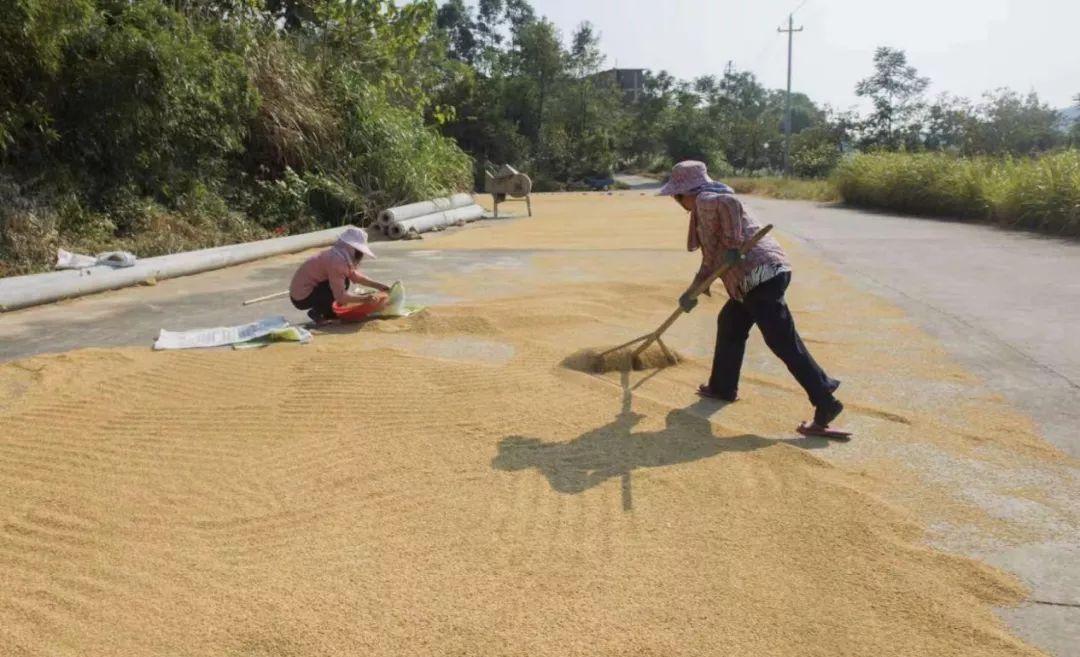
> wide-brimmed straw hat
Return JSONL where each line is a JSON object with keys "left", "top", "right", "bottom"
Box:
{"left": 658, "top": 160, "right": 713, "bottom": 196}
{"left": 337, "top": 227, "right": 376, "bottom": 259}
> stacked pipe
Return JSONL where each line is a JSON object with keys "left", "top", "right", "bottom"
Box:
{"left": 378, "top": 193, "right": 486, "bottom": 240}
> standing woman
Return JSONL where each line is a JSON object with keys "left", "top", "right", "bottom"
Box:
{"left": 289, "top": 227, "right": 390, "bottom": 324}
{"left": 660, "top": 161, "right": 845, "bottom": 432}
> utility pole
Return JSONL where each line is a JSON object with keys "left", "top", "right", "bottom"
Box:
{"left": 778, "top": 14, "right": 803, "bottom": 177}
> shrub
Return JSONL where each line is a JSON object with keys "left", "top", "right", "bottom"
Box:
{"left": 791, "top": 142, "right": 842, "bottom": 179}
{"left": 0, "top": 2, "right": 477, "bottom": 274}
{"left": 251, "top": 167, "right": 318, "bottom": 232}
{"left": 329, "top": 73, "right": 473, "bottom": 219}
{"left": 0, "top": 0, "right": 96, "bottom": 162}
{"left": 0, "top": 177, "right": 59, "bottom": 277}
{"left": 531, "top": 175, "right": 567, "bottom": 193}
{"left": 53, "top": 0, "right": 257, "bottom": 205}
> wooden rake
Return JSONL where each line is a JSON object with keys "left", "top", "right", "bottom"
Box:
{"left": 594, "top": 224, "right": 775, "bottom": 369}
{"left": 242, "top": 290, "right": 289, "bottom": 306}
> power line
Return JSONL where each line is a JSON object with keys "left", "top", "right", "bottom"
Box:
{"left": 748, "top": 1, "right": 810, "bottom": 75}
{"left": 749, "top": 32, "right": 782, "bottom": 70}
{"left": 789, "top": 0, "right": 810, "bottom": 17}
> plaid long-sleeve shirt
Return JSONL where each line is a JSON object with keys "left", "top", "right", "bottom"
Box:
{"left": 689, "top": 191, "right": 790, "bottom": 301}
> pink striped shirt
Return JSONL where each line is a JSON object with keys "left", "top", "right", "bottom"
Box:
{"left": 689, "top": 192, "right": 789, "bottom": 301}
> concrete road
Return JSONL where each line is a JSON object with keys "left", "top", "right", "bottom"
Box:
{"left": 745, "top": 198, "right": 1080, "bottom": 459}
{"left": 0, "top": 245, "right": 492, "bottom": 361}
{"left": 613, "top": 173, "right": 662, "bottom": 190}
{"left": 1, "top": 197, "right": 1078, "bottom": 655}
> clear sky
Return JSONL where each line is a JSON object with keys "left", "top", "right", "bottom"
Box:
{"left": 524, "top": 0, "right": 1080, "bottom": 111}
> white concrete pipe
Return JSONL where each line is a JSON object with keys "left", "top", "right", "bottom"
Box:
{"left": 387, "top": 205, "right": 486, "bottom": 240}
{"left": 0, "top": 226, "right": 355, "bottom": 312}
{"left": 377, "top": 193, "right": 475, "bottom": 228}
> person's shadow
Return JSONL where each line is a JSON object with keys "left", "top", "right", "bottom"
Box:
{"left": 492, "top": 372, "right": 830, "bottom": 511}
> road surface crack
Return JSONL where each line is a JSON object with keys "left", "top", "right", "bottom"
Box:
{"left": 1031, "top": 599, "right": 1080, "bottom": 609}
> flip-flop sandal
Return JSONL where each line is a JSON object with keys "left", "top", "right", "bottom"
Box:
{"left": 697, "top": 385, "right": 738, "bottom": 403}
{"left": 796, "top": 422, "right": 853, "bottom": 441}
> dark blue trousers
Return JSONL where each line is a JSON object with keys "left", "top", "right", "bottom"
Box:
{"left": 709, "top": 272, "right": 839, "bottom": 407}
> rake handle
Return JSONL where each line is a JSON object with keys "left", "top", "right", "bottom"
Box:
{"left": 631, "top": 224, "right": 774, "bottom": 360}
{"left": 242, "top": 290, "right": 290, "bottom": 306}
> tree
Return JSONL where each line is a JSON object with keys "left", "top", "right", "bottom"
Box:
{"left": 1071, "top": 93, "right": 1080, "bottom": 147}
{"left": 437, "top": 0, "right": 478, "bottom": 64}
{"left": 967, "top": 89, "right": 1062, "bottom": 155}
{"left": 775, "top": 92, "right": 823, "bottom": 134}
{"left": 659, "top": 81, "right": 729, "bottom": 173}
{"left": 566, "top": 22, "right": 604, "bottom": 136}
{"left": 712, "top": 70, "right": 769, "bottom": 171}
{"left": 468, "top": 0, "right": 507, "bottom": 72}
{"left": 317, "top": 1, "right": 452, "bottom": 113}
{"left": 924, "top": 94, "right": 974, "bottom": 152}
{"left": 622, "top": 70, "right": 676, "bottom": 168}
{"left": 790, "top": 127, "right": 840, "bottom": 178}
{"left": 568, "top": 22, "right": 603, "bottom": 76}
{"left": 503, "top": 0, "right": 536, "bottom": 33}
{"left": 165, "top": 0, "right": 262, "bottom": 21}
{"left": 476, "top": 0, "right": 505, "bottom": 37}
{"left": 264, "top": 0, "right": 319, "bottom": 31}
{"left": 565, "top": 24, "right": 623, "bottom": 177}
{"left": 789, "top": 106, "right": 850, "bottom": 177}
{"left": 856, "top": 47, "right": 930, "bottom": 150}
{"left": 0, "top": 0, "right": 95, "bottom": 162}
{"left": 509, "top": 18, "right": 563, "bottom": 147}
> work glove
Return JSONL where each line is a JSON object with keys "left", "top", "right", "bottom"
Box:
{"left": 723, "top": 249, "right": 744, "bottom": 266}
{"left": 678, "top": 292, "right": 699, "bottom": 313}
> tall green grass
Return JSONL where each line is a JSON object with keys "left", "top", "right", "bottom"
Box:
{"left": 726, "top": 177, "right": 840, "bottom": 202}
{"left": 833, "top": 151, "right": 1080, "bottom": 236}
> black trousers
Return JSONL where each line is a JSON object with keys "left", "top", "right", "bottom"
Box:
{"left": 709, "top": 272, "right": 839, "bottom": 407}
{"left": 291, "top": 279, "right": 343, "bottom": 320}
